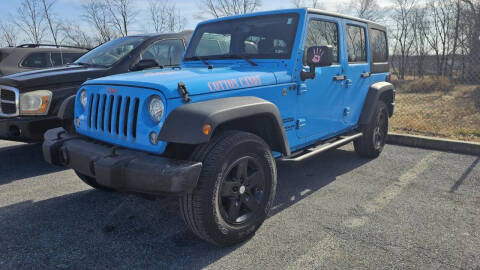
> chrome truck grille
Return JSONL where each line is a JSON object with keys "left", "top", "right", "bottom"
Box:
{"left": 0, "top": 86, "right": 19, "bottom": 117}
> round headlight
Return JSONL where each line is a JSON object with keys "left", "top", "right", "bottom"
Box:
{"left": 149, "top": 96, "right": 164, "bottom": 123}
{"left": 80, "top": 90, "right": 88, "bottom": 108}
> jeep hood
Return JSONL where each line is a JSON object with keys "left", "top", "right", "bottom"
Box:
{"left": 85, "top": 66, "right": 280, "bottom": 99}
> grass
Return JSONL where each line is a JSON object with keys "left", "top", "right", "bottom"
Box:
{"left": 390, "top": 82, "right": 480, "bottom": 143}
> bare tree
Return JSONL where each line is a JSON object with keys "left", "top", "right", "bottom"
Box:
{"left": 198, "top": 0, "right": 262, "bottom": 19}
{"left": 344, "top": 0, "right": 383, "bottom": 21}
{"left": 60, "top": 22, "right": 94, "bottom": 48}
{"left": 291, "top": 0, "right": 324, "bottom": 8}
{"left": 13, "top": 0, "right": 46, "bottom": 44}
{"left": 148, "top": 0, "right": 186, "bottom": 33}
{"left": 390, "top": 0, "right": 417, "bottom": 80}
{"left": 41, "top": 0, "right": 61, "bottom": 45}
{"left": 0, "top": 21, "right": 19, "bottom": 47}
{"left": 461, "top": 0, "right": 480, "bottom": 83}
{"left": 82, "top": 0, "right": 115, "bottom": 44}
{"left": 106, "top": 0, "right": 137, "bottom": 37}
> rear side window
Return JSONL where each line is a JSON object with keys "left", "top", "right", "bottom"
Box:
{"left": 62, "top": 53, "right": 83, "bottom": 64}
{"left": 370, "top": 29, "right": 388, "bottom": 62}
{"left": 22, "top": 53, "right": 50, "bottom": 68}
{"left": 304, "top": 19, "right": 339, "bottom": 64}
{"left": 142, "top": 39, "right": 185, "bottom": 66}
{"left": 346, "top": 24, "right": 367, "bottom": 63}
{"left": 51, "top": 53, "right": 62, "bottom": 66}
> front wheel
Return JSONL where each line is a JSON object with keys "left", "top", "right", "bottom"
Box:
{"left": 354, "top": 100, "right": 389, "bottom": 158}
{"left": 180, "top": 131, "right": 277, "bottom": 246}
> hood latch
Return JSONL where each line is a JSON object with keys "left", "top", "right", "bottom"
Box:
{"left": 178, "top": 82, "right": 191, "bottom": 103}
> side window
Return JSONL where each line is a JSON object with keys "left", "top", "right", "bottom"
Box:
{"left": 141, "top": 39, "right": 185, "bottom": 66}
{"left": 62, "top": 53, "right": 83, "bottom": 64}
{"left": 51, "top": 53, "right": 62, "bottom": 66}
{"left": 21, "top": 53, "right": 49, "bottom": 68}
{"left": 370, "top": 29, "right": 388, "bottom": 62}
{"left": 346, "top": 25, "right": 367, "bottom": 63}
{"left": 304, "top": 19, "right": 339, "bottom": 64}
{"left": 196, "top": 33, "right": 231, "bottom": 56}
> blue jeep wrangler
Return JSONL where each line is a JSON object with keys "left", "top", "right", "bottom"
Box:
{"left": 43, "top": 8, "right": 394, "bottom": 246}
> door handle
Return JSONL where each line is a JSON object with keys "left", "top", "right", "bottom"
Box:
{"left": 361, "top": 72, "right": 371, "bottom": 78}
{"left": 345, "top": 79, "right": 353, "bottom": 88}
{"left": 333, "top": 75, "right": 346, "bottom": 81}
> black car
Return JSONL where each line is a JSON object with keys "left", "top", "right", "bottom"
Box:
{"left": 0, "top": 31, "right": 192, "bottom": 142}
{"left": 0, "top": 44, "right": 88, "bottom": 76}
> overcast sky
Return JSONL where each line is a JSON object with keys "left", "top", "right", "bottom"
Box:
{"left": 0, "top": 0, "right": 395, "bottom": 36}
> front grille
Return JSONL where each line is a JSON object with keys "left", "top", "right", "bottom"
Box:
{"left": 0, "top": 86, "right": 19, "bottom": 117}
{"left": 88, "top": 93, "right": 140, "bottom": 139}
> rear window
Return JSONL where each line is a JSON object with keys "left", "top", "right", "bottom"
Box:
{"left": 22, "top": 53, "right": 50, "bottom": 68}
{"left": 370, "top": 29, "right": 388, "bottom": 62}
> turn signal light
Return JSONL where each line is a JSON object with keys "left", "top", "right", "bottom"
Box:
{"left": 202, "top": 124, "right": 212, "bottom": 135}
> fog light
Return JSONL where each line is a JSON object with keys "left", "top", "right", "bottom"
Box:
{"left": 150, "top": 131, "right": 158, "bottom": 145}
{"left": 76, "top": 117, "right": 80, "bottom": 127}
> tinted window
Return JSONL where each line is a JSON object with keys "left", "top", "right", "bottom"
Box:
{"left": 304, "top": 19, "right": 339, "bottom": 64}
{"left": 62, "top": 53, "right": 83, "bottom": 64}
{"left": 185, "top": 13, "right": 299, "bottom": 60}
{"left": 346, "top": 25, "right": 367, "bottom": 63}
{"left": 370, "top": 29, "right": 388, "bottom": 62}
{"left": 75, "top": 36, "right": 146, "bottom": 66}
{"left": 22, "top": 53, "right": 50, "bottom": 68}
{"left": 142, "top": 39, "right": 185, "bottom": 66}
{"left": 51, "top": 53, "right": 62, "bottom": 66}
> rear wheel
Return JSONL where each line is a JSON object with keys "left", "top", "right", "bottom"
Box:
{"left": 74, "top": 171, "right": 112, "bottom": 191}
{"left": 180, "top": 131, "right": 277, "bottom": 246}
{"left": 354, "top": 100, "right": 389, "bottom": 158}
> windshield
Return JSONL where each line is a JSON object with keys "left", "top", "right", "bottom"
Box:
{"left": 74, "top": 36, "right": 146, "bottom": 67}
{"left": 185, "top": 13, "right": 299, "bottom": 61}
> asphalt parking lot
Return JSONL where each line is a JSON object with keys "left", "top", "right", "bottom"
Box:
{"left": 0, "top": 139, "right": 478, "bottom": 269}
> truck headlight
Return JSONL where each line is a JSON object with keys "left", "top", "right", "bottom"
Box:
{"left": 79, "top": 90, "right": 88, "bottom": 108}
{"left": 20, "top": 90, "right": 52, "bottom": 115}
{"left": 149, "top": 95, "right": 164, "bottom": 123}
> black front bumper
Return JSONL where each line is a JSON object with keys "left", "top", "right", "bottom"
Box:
{"left": 0, "top": 116, "right": 62, "bottom": 142}
{"left": 43, "top": 128, "right": 202, "bottom": 195}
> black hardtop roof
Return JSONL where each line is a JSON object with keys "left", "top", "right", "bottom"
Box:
{"left": 306, "top": 8, "right": 387, "bottom": 31}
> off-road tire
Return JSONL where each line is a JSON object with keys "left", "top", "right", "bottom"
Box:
{"left": 354, "top": 100, "right": 389, "bottom": 158}
{"left": 74, "top": 170, "right": 112, "bottom": 191}
{"left": 180, "top": 131, "right": 277, "bottom": 246}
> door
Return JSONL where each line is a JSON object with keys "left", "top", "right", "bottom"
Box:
{"left": 296, "top": 15, "right": 346, "bottom": 140}
{"left": 342, "top": 21, "right": 371, "bottom": 126}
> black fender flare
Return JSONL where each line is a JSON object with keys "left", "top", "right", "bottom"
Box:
{"left": 57, "top": 95, "right": 76, "bottom": 121}
{"left": 158, "top": 96, "right": 291, "bottom": 156}
{"left": 358, "top": 82, "right": 395, "bottom": 126}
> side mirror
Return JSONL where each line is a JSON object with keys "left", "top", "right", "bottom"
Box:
{"left": 301, "top": 46, "right": 334, "bottom": 80}
{"left": 130, "top": 59, "right": 160, "bottom": 71}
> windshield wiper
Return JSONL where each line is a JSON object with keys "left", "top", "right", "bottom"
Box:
{"left": 218, "top": 54, "right": 258, "bottom": 67}
{"left": 184, "top": 56, "right": 213, "bottom": 69}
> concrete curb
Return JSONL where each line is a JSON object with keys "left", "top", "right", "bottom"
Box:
{"left": 387, "top": 133, "right": 480, "bottom": 156}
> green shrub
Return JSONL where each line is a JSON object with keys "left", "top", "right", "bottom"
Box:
{"left": 406, "top": 77, "right": 454, "bottom": 93}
